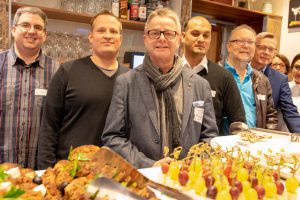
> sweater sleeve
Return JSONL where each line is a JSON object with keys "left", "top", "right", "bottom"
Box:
{"left": 37, "top": 65, "right": 67, "bottom": 170}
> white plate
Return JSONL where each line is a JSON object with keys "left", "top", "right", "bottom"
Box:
{"left": 211, "top": 135, "right": 300, "bottom": 182}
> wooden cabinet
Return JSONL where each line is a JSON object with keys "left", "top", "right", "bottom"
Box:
{"left": 189, "top": 0, "right": 282, "bottom": 61}
{"left": 192, "top": 0, "right": 282, "bottom": 33}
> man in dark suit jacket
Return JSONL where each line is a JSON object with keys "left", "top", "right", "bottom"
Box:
{"left": 182, "top": 16, "right": 246, "bottom": 135}
{"left": 251, "top": 32, "right": 300, "bottom": 133}
{"left": 102, "top": 8, "right": 218, "bottom": 169}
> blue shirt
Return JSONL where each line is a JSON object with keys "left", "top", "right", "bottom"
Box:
{"left": 225, "top": 61, "right": 257, "bottom": 127}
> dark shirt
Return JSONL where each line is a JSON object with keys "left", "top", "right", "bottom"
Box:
{"left": 184, "top": 58, "right": 246, "bottom": 135}
{"left": 37, "top": 56, "right": 129, "bottom": 169}
{"left": 0, "top": 46, "right": 60, "bottom": 169}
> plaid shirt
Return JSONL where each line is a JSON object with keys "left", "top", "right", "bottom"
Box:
{"left": 0, "top": 46, "right": 59, "bottom": 169}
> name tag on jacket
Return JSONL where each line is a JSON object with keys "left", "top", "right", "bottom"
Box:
{"left": 35, "top": 89, "right": 47, "bottom": 96}
{"left": 257, "top": 94, "right": 266, "bottom": 100}
{"left": 193, "top": 100, "right": 204, "bottom": 123}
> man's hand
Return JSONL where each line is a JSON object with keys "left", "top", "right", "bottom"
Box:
{"left": 152, "top": 157, "right": 174, "bottom": 167}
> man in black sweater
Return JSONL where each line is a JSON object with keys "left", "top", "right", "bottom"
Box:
{"left": 37, "top": 11, "right": 129, "bottom": 169}
{"left": 182, "top": 16, "right": 246, "bottom": 135}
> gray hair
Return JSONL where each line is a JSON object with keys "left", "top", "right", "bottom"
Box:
{"left": 13, "top": 7, "right": 48, "bottom": 28}
{"left": 145, "top": 8, "right": 181, "bottom": 33}
{"left": 229, "top": 24, "right": 256, "bottom": 41}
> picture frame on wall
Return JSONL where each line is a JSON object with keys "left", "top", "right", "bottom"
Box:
{"left": 288, "top": 0, "right": 300, "bottom": 30}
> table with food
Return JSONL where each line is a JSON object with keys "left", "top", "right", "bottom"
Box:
{"left": 0, "top": 128, "right": 299, "bottom": 200}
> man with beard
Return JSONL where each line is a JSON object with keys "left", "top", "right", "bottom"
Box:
{"left": 182, "top": 16, "right": 246, "bottom": 135}
{"left": 222, "top": 25, "right": 277, "bottom": 129}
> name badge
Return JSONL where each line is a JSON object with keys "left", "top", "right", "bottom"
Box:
{"left": 35, "top": 89, "right": 47, "bottom": 96}
{"left": 193, "top": 100, "right": 204, "bottom": 123}
{"left": 192, "top": 100, "right": 204, "bottom": 107}
{"left": 257, "top": 94, "right": 266, "bottom": 100}
{"left": 211, "top": 90, "right": 216, "bottom": 98}
{"left": 194, "top": 107, "right": 204, "bottom": 124}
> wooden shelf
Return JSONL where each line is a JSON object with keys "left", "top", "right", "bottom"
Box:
{"left": 12, "top": 2, "right": 145, "bottom": 31}
{"left": 192, "top": 0, "right": 280, "bottom": 24}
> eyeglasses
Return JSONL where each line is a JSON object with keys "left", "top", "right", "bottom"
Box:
{"left": 256, "top": 44, "right": 277, "bottom": 53}
{"left": 271, "top": 63, "right": 285, "bottom": 68}
{"left": 147, "top": 30, "right": 178, "bottom": 40}
{"left": 229, "top": 39, "right": 256, "bottom": 46}
{"left": 292, "top": 65, "right": 300, "bottom": 71}
{"left": 15, "top": 23, "right": 45, "bottom": 33}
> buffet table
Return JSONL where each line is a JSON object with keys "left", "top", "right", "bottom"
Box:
{"left": 139, "top": 129, "right": 300, "bottom": 200}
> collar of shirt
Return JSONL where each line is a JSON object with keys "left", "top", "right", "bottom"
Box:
{"left": 181, "top": 55, "right": 208, "bottom": 74}
{"left": 261, "top": 65, "right": 267, "bottom": 73}
{"left": 8, "top": 46, "right": 43, "bottom": 69}
{"left": 224, "top": 59, "right": 253, "bottom": 77}
{"left": 290, "top": 79, "right": 300, "bottom": 88}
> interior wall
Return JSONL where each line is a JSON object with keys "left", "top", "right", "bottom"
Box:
{"left": 278, "top": 0, "right": 300, "bottom": 62}
{"left": 251, "top": 0, "right": 300, "bottom": 62}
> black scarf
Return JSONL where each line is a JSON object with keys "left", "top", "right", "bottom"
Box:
{"left": 143, "top": 53, "right": 183, "bottom": 150}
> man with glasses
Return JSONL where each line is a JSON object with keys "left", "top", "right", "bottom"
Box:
{"left": 251, "top": 32, "right": 300, "bottom": 133}
{"left": 37, "top": 11, "right": 129, "bottom": 169}
{"left": 102, "top": 8, "right": 218, "bottom": 168}
{"left": 222, "top": 25, "right": 277, "bottom": 130}
{"left": 182, "top": 16, "right": 246, "bottom": 135}
{"left": 0, "top": 7, "right": 59, "bottom": 169}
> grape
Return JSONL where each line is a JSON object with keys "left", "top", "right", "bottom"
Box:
{"left": 265, "top": 181, "right": 277, "bottom": 198}
{"left": 251, "top": 177, "right": 258, "bottom": 188}
{"left": 285, "top": 176, "right": 299, "bottom": 193}
{"left": 178, "top": 170, "right": 189, "bottom": 186}
{"left": 206, "top": 186, "right": 218, "bottom": 199}
{"left": 189, "top": 157, "right": 201, "bottom": 173}
{"left": 216, "top": 190, "right": 231, "bottom": 200}
{"left": 255, "top": 185, "right": 265, "bottom": 200}
{"left": 233, "top": 180, "right": 243, "bottom": 193}
{"left": 188, "top": 170, "right": 197, "bottom": 185}
{"left": 275, "top": 180, "right": 284, "bottom": 195}
{"left": 194, "top": 177, "right": 206, "bottom": 195}
{"left": 273, "top": 171, "right": 279, "bottom": 182}
{"left": 161, "top": 162, "right": 169, "bottom": 174}
{"left": 245, "top": 188, "right": 258, "bottom": 200}
{"left": 205, "top": 175, "right": 215, "bottom": 187}
{"left": 242, "top": 180, "right": 251, "bottom": 191}
{"left": 237, "top": 168, "right": 249, "bottom": 182}
{"left": 223, "top": 165, "right": 232, "bottom": 178}
{"left": 214, "top": 180, "right": 222, "bottom": 192}
{"left": 168, "top": 163, "right": 179, "bottom": 181}
{"left": 32, "top": 175, "right": 42, "bottom": 185}
{"left": 230, "top": 186, "right": 240, "bottom": 200}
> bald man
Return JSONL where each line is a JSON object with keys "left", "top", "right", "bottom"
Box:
{"left": 182, "top": 16, "right": 246, "bottom": 135}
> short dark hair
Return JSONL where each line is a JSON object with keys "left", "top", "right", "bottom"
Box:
{"left": 291, "top": 53, "right": 300, "bottom": 69}
{"left": 183, "top": 16, "right": 211, "bottom": 32}
{"left": 274, "top": 53, "right": 290, "bottom": 73}
{"left": 13, "top": 7, "right": 48, "bottom": 28}
{"left": 90, "top": 10, "right": 122, "bottom": 32}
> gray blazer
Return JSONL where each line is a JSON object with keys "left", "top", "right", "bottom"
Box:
{"left": 101, "top": 65, "right": 218, "bottom": 168}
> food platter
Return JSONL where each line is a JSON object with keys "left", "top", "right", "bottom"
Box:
{"left": 210, "top": 131, "right": 300, "bottom": 182}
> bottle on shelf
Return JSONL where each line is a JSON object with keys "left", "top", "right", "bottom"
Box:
{"left": 112, "top": 0, "right": 119, "bottom": 17}
{"left": 130, "top": 0, "right": 139, "bottom": 21}
{"left": 119, "top": 0, "right": 128, "bottom": 19}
